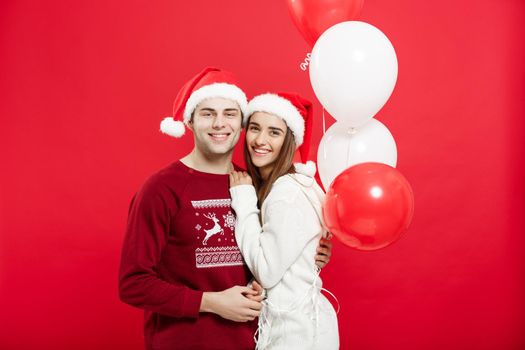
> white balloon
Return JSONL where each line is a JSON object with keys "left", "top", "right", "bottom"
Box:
{"left": 309, "top": 21, "right": 398, "bottom": 127}
{"left": 317, "top": 119, "right": 397, "bottom": 189}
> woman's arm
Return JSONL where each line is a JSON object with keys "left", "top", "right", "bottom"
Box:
{"left": 230, "top": 181, "right": 320, "bottom": 289}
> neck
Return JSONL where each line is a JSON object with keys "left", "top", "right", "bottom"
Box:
{"left": 181, "top": 148, "right": 234, "bottom": 175}
{"left": 259, "top": 165, "right": 273, "bottom": 180}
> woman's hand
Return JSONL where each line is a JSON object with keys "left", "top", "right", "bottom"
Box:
{"left": 245, "top": 280, "right": 266, "bottom": 301}
{"left": 229, "top": 171, "right": 253, "bottom": 188}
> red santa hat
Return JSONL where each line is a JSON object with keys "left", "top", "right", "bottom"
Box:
{"left": 160, "top": 67, "right": 248, "bottom": 137}
{"left": 245, "top": 92, "right": 314, "bottom": 164}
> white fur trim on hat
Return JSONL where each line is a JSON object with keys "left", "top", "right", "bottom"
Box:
{"left": 294, "top": 161, "right": 317, "bottom": 177}
{"left": 246, "top": 93, "right": 305, "bottom": 146}
{"left": 183, "top": 83, "right": 248, "bottom": 122}
{"left": 160, "top": 117, "right": 186, "bottom": 137}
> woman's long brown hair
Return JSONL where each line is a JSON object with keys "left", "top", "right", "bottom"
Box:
{"left": 244, "top": 115, "right": 297, "bottom": 207}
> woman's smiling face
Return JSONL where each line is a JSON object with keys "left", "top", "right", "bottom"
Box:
{"left": 245, "top": 111, "right": 288, "bottom": 178}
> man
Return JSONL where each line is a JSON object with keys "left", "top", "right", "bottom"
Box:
{"left": 119, "top": 67, "right": 332, "bottom": 350}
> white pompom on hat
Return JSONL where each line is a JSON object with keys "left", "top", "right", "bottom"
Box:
{"left": 160, "top": 67, "right": 248, "bottom": 137}
{"left": 245, "top": 92, "right": 314, "bottom": 163}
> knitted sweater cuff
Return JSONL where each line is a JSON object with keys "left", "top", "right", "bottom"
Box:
{"left": 230, "top": 185, "right": 258, "bottom": 217}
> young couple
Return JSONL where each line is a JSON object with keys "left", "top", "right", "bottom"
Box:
{"left": 119, "top": 67, "right": 339, "bottom": 349}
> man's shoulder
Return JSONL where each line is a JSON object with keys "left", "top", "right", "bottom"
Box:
{"left": 152, "top": 160, "right": 187, "bottom": 179}
{"left": 139, "top": 161, "right": 189, "bottom": 195}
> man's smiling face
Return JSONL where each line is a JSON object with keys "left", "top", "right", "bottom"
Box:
{"left": 188, "top": 97, "right": 243, "bottom": 157}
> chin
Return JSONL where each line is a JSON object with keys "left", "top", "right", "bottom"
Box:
{"left": 208, "top": 144, "right": 235, "bottom": 155}
{"left": 252, "top": 160, "right": 266, "bottom": 168}
{"left": 250, "top": 157, "right": 270, "bottom": 169}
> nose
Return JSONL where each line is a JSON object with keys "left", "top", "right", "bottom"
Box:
{"left": 212, "top": 114, "right": 226, "bottom": 129}
{"left": 254, "top": 131, "right": 267, "bottom": 146}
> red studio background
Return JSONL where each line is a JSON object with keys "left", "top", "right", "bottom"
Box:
{"left": 1, "top": 1, "right": 524, "bottom": 349}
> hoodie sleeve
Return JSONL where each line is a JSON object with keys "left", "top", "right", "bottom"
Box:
{"left": 230, "top": 181, "right": 320, "bottom": 289}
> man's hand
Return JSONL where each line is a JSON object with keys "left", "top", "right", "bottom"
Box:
{"left": 229, "top": 171, "right": 253, "bottom": 188}
{"left": 200, "top": 285, "right": 262, "bottom": 322}
{"left": 315, "top": 235, "right": 333, "bottom": 269}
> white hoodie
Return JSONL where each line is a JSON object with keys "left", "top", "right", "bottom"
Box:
{"left": 230, "top": 162, "right": 339, "bottom": 350}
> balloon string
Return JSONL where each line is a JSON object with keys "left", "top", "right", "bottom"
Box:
{"left": 322, "top": 108, "right": 327, "bottom": 160}
{"left": 299, "top": 52, "right": 311, "bottom": 71}
{"left": 321, "top": 287, "right": 341, "bottom": 315}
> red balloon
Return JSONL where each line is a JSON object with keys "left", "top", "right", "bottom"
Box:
{"left": 323, "top": 162, "right": 414, "bottom": 251}
{"left": 286, "top": 0, "right": 364, "bottom": 47}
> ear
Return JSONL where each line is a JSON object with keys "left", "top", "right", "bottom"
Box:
{"left": 186, "top": 117, "right": 194, "bottom": 131}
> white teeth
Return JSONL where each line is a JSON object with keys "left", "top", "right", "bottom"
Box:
{"left": 253, "top": 148, "right": 270, "bottom": 154}
{"left": 210, "top": 133, "right": 228, "bottom": 140}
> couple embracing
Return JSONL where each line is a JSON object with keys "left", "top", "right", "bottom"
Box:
{"left": 119, "top": 67, "right": 339, "bottom": 350}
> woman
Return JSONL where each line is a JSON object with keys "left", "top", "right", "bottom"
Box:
{"left": 229, "top": 92, "right": 339, "bottom": 349}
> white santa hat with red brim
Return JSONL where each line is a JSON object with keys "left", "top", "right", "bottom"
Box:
{"left": 245, "top": 92, "right": 314, "bottom": 165}
{"left": 160, "top": 67, "right": 248, "bottom": 137}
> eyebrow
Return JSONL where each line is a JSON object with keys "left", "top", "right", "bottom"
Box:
{"left": 198, "top": 108, "right": 240, "bottom": 113}
{"left": 249, "top": 121, "right": 285, "bottom": 133}
{"left": 269, "top": 126, "right": 285, "bottom": 133}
